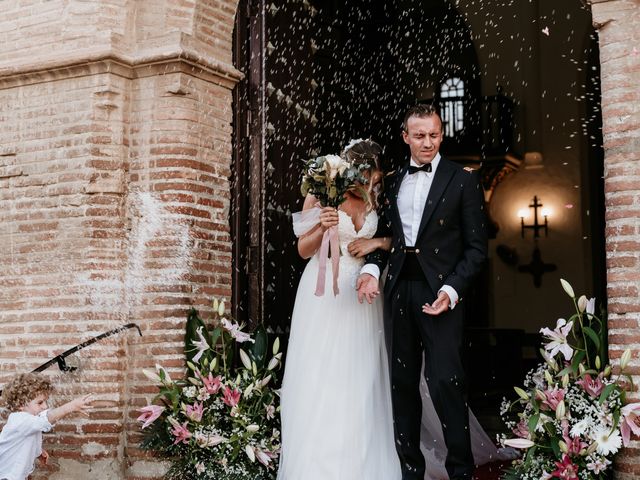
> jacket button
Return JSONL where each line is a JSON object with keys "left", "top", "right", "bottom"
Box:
{"left": 439, "top": 219, "right": 444, "bottom": 226}
{"left": 434, "top": 248, "right": 439, "bottom": 254}
{"left": 415, "top": 248, "right": 420, "bottom": 254}
{"left": 438, "top": 274, "right": 443, "bottom": 280}
{"left": 391, "top": 247, "right": 395, "bottom": 253}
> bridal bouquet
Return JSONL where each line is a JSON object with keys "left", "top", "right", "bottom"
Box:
{"left": 300, "top": 153, "right": 371, "bottom": 208}
{"left": 500, "top": 279, "right": 638, "bottom": 480}
{"left": 298, "top": 150, "right": 372, "bottom": 296}
{"left": 139, "top": 300, "right": 282, "bottom": 480}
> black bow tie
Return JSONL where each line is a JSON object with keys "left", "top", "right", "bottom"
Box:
{"left": 408, "top": 163, "right": 432, "bottom": 175}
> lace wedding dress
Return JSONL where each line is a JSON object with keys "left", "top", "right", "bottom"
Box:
{"left": 278, "top": 208, "right": 513, "bottom": 480}
{"left": 278, "top": 209, "right": 401, "bottom": 480}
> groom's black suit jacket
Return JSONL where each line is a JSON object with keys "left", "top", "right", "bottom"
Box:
{"left": 367, "top": 157, "right": 488, "bottom": 301}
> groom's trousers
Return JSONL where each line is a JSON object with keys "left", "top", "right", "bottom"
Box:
{"left": 386, "top": 267, "right": 474, "bottom": 480}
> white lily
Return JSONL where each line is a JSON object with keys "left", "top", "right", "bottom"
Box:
{"left": 191, "top": 326, "right": 210, "bottom": 363}
{"left": 540, "top": 318, "right": 574, "bottom": 361}
{"left": 153, "top": 363, "right": 173, "bottom": 385}
{"left": 245, "top": 444, "right": 256, "bottom": 462}
{"left": 503, "top": 438, "right": 535, "bottom": 449}
{"left": 560, "top": 278, "right": 575, "bottom": 298}
{"left": 239, "top": 349, "right": 252, "bottom": 370}
{"left": 268, "top": 352, "right": 283, "bottom": 370}
{"left": 221, "top": 318, "right": 254, "bottom": 343}
{"left": 142, "top": 369, "right": 161, "bottom": 383}
{"left": 621, "top": 349, "right": 632, "bottom": 371}
{"left": 577, "top": 295, "right": 588, "bottom": 313}
{"left": 586, "top": 297, "right": 596, "bottom": 316}
{"left": 260, "top": 375, "right": 272, "bottom": 388}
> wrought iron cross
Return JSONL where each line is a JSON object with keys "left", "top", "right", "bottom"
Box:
{"left": 521, "top": 196, "right": 549, "bottom": 238}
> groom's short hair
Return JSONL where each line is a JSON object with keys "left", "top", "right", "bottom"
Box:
{"left": 402, "top": 104, "right": 441, "bottom": 133}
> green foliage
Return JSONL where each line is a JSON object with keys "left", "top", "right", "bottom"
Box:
{"left": 139, "top": 300, "right": 283, "bottom": 479}
{"left": 500, "top": 280, "right": 634, "bottom": 480}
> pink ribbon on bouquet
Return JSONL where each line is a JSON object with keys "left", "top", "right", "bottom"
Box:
{"left": 315, "top": 225, "right": 340, "bottom": 297}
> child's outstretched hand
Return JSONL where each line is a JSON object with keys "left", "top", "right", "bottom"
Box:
{"left": 47, "top": 393, "right": 94, "bottom": 424}
{"left": 39, "top": 449, "right": 49, "bottom": 465}
{"left": 71, "top": 394, "right": 94, "bottom": 417}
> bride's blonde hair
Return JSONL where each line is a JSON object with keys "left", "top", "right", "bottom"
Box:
{"left": 341, "top": 139, "right": 384, "bottom": 212}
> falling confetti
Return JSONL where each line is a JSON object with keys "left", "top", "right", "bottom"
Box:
{"left": 542, "top": 27, "right": 550, "bottom": 36}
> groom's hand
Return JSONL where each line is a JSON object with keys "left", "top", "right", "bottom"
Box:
{"left": 422, "top": 291, "right": 450, "bottom": 316}
{"left": 356, "top": 274, "right": 379, "bottom": 304}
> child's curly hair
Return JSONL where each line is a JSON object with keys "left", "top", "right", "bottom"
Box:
{"left": 1, "top": 373, "right": 54, "bottom": 411}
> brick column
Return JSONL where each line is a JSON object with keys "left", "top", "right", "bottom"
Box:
{"left": 588, "top": 1, "right": 640, "bottom": 478}
{"left": 0, "top": 1, "right": 242, "bottom": 478}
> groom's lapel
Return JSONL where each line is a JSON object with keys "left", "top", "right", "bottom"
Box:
{"left": 391, "top": 165, "right": 408, "bottom": 232}
{"left": 415, "top": 158, "right": 456, "bottom": 242}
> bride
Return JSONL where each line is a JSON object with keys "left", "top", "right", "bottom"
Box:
{"left": 277, "top": 140, "right": 511, "bottom": 480}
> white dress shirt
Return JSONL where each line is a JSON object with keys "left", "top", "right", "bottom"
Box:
{"left": 0, "top": 410, "right": 52, "bottom": 480}
{"left": 361, "top": 154, "right": 458, "bottom": 308}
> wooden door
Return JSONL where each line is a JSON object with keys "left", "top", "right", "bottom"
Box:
{"left": 233, "top": 0, "right": 319, "bottom": 330}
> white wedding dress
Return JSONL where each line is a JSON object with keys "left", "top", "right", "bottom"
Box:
{"left": 278, "top": 208, "right": 513, "bottom": 480}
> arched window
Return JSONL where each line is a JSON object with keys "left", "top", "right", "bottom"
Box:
{"left": 440, "top": 77, "right": 465, "bottom": 138}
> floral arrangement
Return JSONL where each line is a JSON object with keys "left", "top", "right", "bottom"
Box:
{"left": 300, "top": 153, "right": 370, "bottom": 208}
{"left": 139, "top": 300, "right": 282, "bottom": 480}
{"left": 500, "top": 279, "right": 638, "bottom": 480}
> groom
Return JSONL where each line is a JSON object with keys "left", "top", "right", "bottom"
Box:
{"left": 357, "top": 104, "right": 487, "bottom": 480}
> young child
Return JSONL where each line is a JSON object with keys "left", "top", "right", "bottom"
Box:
{"left": 0, "top": 373, "right": 92, "bottom": 480}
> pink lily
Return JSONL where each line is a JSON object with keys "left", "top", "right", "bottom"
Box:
{"left": 563, "top": 433, "right": 587, "bottom": 455}
{"left": 191, "top": 326, "right": 210, "bottom": 363}
{"left": 171, "top": 421, "right": 192, "bottom": 445}
{"left": 255, "top": 448, "right": 277, "bottom": 468}
{"left": 222, "top": 386, "right": 241, "bottom": 407}
{"left": 620, "top": 403, "right": 640, "bottom": 446}
{"left": 551, "top": 454, "right": 579, "bottom": 480}
{"left": 221, "top": 318, "right": 254, "bottom": 343}
{"left": 265, "top": 404, "right": 276, "bottom": 420}
{"left": 540, "top": 318, "right": 574, "bottom": 361}
{"left": 136, "top": 405, "right": 165, "bottom": 429}
{"left": 199, "top": 372, "right": 222, "bottom": 394}
{"left": 576, "top": 374, "right": 604, "bottom": 398}
{"left": 542, "top": 386, "right": 565, "bottom": 411}
{"left": 185, "top": 401, "right": 204, "bottom": 423}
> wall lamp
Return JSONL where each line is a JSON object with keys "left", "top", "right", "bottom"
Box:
{"left": 518, "top": 196, "right": 550, "bottom": 238}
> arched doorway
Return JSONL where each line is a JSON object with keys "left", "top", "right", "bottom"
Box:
{"left": 231, "top": 0, "right": 605, "bottom": 437}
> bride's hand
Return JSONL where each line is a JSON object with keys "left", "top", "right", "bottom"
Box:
{"left": 356, "top": 274, "right": 380, "bottom": 304}
{"left": 347, "top": 238, "right": 382, "bottom": 257}
{"left": 319, "top": 207, "right": 339, "bottom": 231}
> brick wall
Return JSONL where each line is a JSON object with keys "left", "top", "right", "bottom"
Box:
{"left": 588, "top": 0, "right": 640, "bottom": 478}
{"left": 0, "top": 0, "right": 241, "bottom": 477}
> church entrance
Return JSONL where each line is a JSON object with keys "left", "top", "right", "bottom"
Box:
{"left": 231, "top": 0, "right": 605, "bottom": 438}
